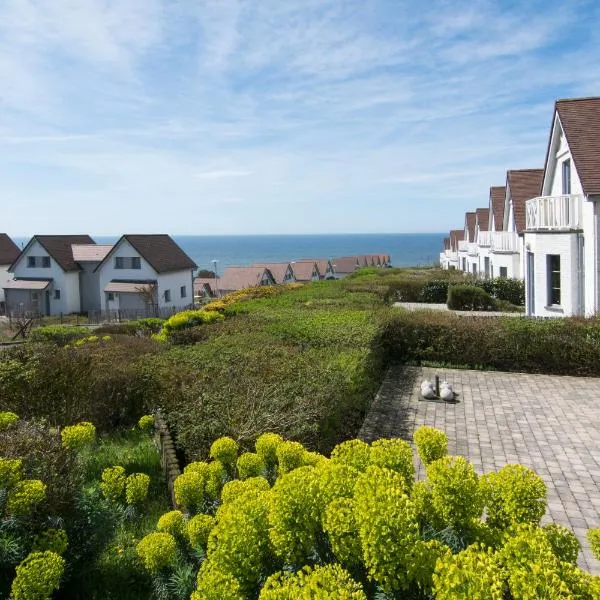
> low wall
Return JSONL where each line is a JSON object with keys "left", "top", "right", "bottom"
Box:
{"left": 154, "top": 412, "right": 181, "bottom": 509}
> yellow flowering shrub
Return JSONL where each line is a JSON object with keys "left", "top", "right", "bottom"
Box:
{"left": 0, "top": 411, "right": 19, "bottom": 430}
{"left": 268, "top": 466, "right": 320, "bottom": 564}
{"left": 187, "top": 514, "right": 215, "bottom": 550}
{"left": 432, "top": 543, "right": 503, "bottom": 599}
{"left": 259, "top": 564, "right": 367, "bottom": 599}
{"left": 7, "top": 479, "right": 47, "bottom": 516}
{"left": 174, "top": 470, "right": 205, "bottom": 509}
{"left": 138, "top": 414, "right": 155, "bottom": 431}
{"left": 236, "top": 452, "right": 265, "bottom": 480}
{"left": 205, "top": 460, "right": 226, "bottom": 499}
{"left": 60, "top": 422, "right": 96, "bottom": 450}
{"left": 99, "top": 465, "right": 126, "bottom": 502}
{"left": 209, "top": 436, "right": 239, "bottom": 470}
{"left": 313, "top": 461, "right": 358, "bottom": 517}
{"left": 125, "top": 473, "right": 150, "bottom": 505}
{"left": 413, "top": 426, "right": 448, "bottom": 465}
{"left": 322, "top": 498, "right": 362, "bottom": 567}
{"left": 425, "top": 455, "right": 483, "bottom": 528}
{"left": 157, "top": 510, "right": 185, "bottom": 537}
{"left": 193, "top": 562, "right": 245, "bottom": 600}
{"left": 11, "top": 551, "right": 65, "bottom": 600}
{"left": 275, "top": 440, "right": 307, "bottom": 475}
{"left": 0, "top": 457, "right": 22, "bottom": 489}
{"left": 32, "top": 528, "right": 68, "bottom": 555}
{"left": 587, "top": 528, "right": 600, "bottom": 561}
{"left": 405, "top": 539, "right": 450, "bottom": 592}
{"left": 136, "top": 532, "right": 176, "bottom": 572}
{"left": 482, "top": 464, "right": 546, "bottom": 529}
{"left": 354, "top": 465, "right": 419, "bottom": 592}
{"left": 330, "top": 438, "right": 371, "bottom": 472}
{"left": 543, "top": 523, "right": 581, "bottom": 564}
{"left": 255, "top": 432, "right": 283, "bottom": 468}
{"left": 205, "top": 489, "right": 270, "bottom": 590}
{"left": 369, "top": 438, "right": 415, "bottom": 489}
{"left": 221, "top": 477, "right": 270, "bottom": 505}
{"left": 184, "top": 461, "right": 210, "bottom": 476}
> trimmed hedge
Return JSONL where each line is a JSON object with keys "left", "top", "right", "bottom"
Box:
{"left": 28, "top": 325, "right": 90, "bottom": 345}
{"left": 379, "top": 310, "right": 600, "bottom": 375}
{"left": 447, "top": 285, "right": 496, "bottom": 311}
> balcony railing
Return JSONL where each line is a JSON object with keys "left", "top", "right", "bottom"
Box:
{"left": 477, "top": 231, "right": 492, "bottom": 247}
{"left": 490, "top": 231, "right": 519, "bottom": 253}
{"left": 458, "top": 240, "right": 468, "bottom": 252}
{"left": 467, "top": 243, "right": 478, "bottom": 256}
{"left": 526, "top": 194, "right": 583, "bottom": 231}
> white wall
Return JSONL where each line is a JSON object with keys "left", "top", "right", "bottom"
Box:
{"left": 11, "top": 240, "right": 81, "bottom": 315}
{"left": 0, "top": 264, "right": 11, "bottom": 303}
{"left": 97, "top": 239, "right": 193, "bottom": 311}
{"left": 523, "top": 232, "right": 582, "bottom": 317}
{"left": 489, "top": 251, "right": 521, "bottom": 280}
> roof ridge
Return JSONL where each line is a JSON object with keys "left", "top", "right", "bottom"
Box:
{"left": 556, "top": 96, "right": 600, "bottom": 103}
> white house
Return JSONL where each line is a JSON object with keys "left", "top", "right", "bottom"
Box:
{"left": 474, "top": 207, "right": 490, "bottom": 277}
{"left": 501, "top": 169, "right": 544, "bottom": 282}
{"left": 290, "top": 260, "right": 321, "bottom": 282}
{"left": 253, "top": 262, "right": 296, "bottom": 284}
{"left": 0, "top": 234, "right": 20, "bottom": 311}
{"left": 4, "top": 235, "right": 95, "bottom": 315}
{"left": 523, "top": 97, "right": 600, "bottom": 317}
{"left": 217, "top": 266, "right": 276, "bottom": 295}
{"left": 487, "top": 185, "right": 517, "bottom": 279}
{"left": 461, "top": 212, "right": 477, "bottom": 274}
{"left": 95, "top": 235, "right": 197, "bottom": 315}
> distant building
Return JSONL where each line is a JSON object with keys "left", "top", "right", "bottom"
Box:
{"left": 217, "top": 267, "right": 276, "bottom": 295}
{"left": 253, "top": 262, "right": 296, "bottom": 284}
{"left": 0, "top": 234, "right": 20, "bottom": 311}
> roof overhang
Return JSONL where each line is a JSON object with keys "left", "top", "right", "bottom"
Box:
{"left": 4, "top": 278, "right": 52, "bottom": 290}
{"left": 104, "top": 280, "right": 157, "bottom": 293}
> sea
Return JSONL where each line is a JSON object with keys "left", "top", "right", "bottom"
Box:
{"left": 13, "top": 233, "right": 444, "bottom": 273}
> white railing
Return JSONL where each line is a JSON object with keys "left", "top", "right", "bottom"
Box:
{"left": 446, "top": 250, "right": 458, "bottom": 260}
{"left": 526, "top": 194, "right": 583, "bottom": 230}
{"left": 477, "top": 231, "right": 492, "bottom": 247}
{"left": 458, "top": 240, "right": 468, "bottom": 252}
{"left": 467, "top": 243, "right": 478, "bottom": 256}
{"left": 490, "top": 231, "right": 519, "bottom": 253}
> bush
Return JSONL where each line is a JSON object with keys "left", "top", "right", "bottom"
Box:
{"left": 480, "top": 277, "right": 525, "bottom": 306}
{"left": 7, "top": 479, "right": 47, "bottom": 516}
{"left": 447, "top": 284, "right": 497, "bottom": 311}
{"left": 32, "top": 529, "right": 68, "bottom": 555}
{"left": 378, "top": 310, "right": 600, "bottom": 376}
{"left": 0, "top": 411, "right": 19, "bottom": 430}
{"left": 28, "top": 325, "right": 89, "bottom": 345}
{"left": 99, "top": 466, "right": 127, "bottom": 502}
{"left": 136, "top": 532, "right": 176, "bottom": 572}
{"left": 125, "top": 473, "right": 150, "bottom": 505}
{"left": 95, "top": 318, "right": 164, "bottom": 337}
{"left": 61, "top": 422, "right": 96, "bottom": 450}
{"left": 420, "top": 280, "right": 451, "bottom": 303}
{"left": 11, "top": 551, "right": 66, "bottom": 600}
{"left": 587, "top": 528, "right": 600, "bottom": 560}
{"left": 413, "top": 426, "right": 448, "bottom": 465}
{"left": 138, "top": 414, "right": 155, "bottom": 431}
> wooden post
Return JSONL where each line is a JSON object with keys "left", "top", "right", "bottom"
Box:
{"left": 435, "top": 375, "right": 440, "bottom": 398}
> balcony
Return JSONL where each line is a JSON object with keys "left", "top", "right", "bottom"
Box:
{"left": 444, "top": 250, "right": 458, "bottom": 261}
{"left": 526, "top": 194, "right": 583, "bottom": 231}
{"left": 490, "top": 231, "right": 519, "bottom": 253}
{"left": 458, "top": 240, "right": 468, "bottom": 252}
{"left": 477, "top": 231, "right": 492, "bottom": 247}
{"left": 467, "top": 243, "right": 478, "bottom": 256}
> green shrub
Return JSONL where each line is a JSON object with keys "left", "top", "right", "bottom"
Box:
{"left": 156, "top": 510, "right": 185, "bottom": 537}
{"left": 255, "top": 433, "right": 283, "bottom": 468}
{"left": 61, "top": 422, "right": 96, "bottom": 450}
{"left": 174, "top": 470, "right": 205, "bottom": 510}
{"left": 420, "top": 280, "right": 451, "bottom": 303}
{"left": 28, "top": 325, "right": 89, "bottom": 345}
{"left": 447, "top": 284, "right": 497, "bottom": 310}
{"left": 7, "top": 479, "right": 47, "bottom": 516}
{"left": 0, "top": 457, "right": 22, "bottom": 489}
{"left": 236, "top": 452, "right": 265, "bottom": 480}
{"left": 543, "top": 523, "right": 581, "bottom": 564}
{"left": 480, "top": 277, "right": 525, "bottom": 306}
{"left": 0, "top": 411, "right": 19, "bottom": 430}
{"left": 138, "top": 414, "right": 154, "bottom": 431}
{"left": 125, "top": 473, "right": 150, "bottom": 505}
{"left": 587, "top": 528, "right": 600, "bottom": 560}
{"left": 209, "top": 436, "right": 239, "bottom": 470}
{"left": 136, "top": 532, "right": 176, "bottom": 572}
{"left": 99, "top": 465, "right": 127, "bottom": 502}
{"left": 413, "top": 426, "right": 448, "bottom": 465}
{"left": 11, "top": 551, "right": 66, "bottom": 600}
{"left": 32, "top": 528, "right": 68, "bottom": 555}
{"left": 187, "top": 514, "right": 215, "bottom": 550}
{"left": 369, "top": 438, "right": 414, "bottom": 489}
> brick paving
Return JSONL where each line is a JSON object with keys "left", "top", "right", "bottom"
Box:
{"left": 359, "top": 365, "right": 600, "bottom": 574}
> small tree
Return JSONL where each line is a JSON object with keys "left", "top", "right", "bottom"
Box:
{"left": 137, "top": 283, "right": 159, "bottom": 318}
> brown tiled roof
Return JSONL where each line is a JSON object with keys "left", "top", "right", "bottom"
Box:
{"left": 443, "top": 237, "right": 450, "bottom": 250}
{"left": 506, "top": 169, "right": 544, "bottom": 232}
{"left": 475, "top": 208, "right": 489, "bottom": 232}
{"left": 304, "top": 259, "right": 333, "bottom": 277}
{"left": 123, "top": 235, "right": 197, "bottom": 273}
{"left": 450, "top": 229, "right": 464, "bottom": 251}
{"left": 253, "top": 262, "right": 293, "bottom": 284}
{"left": 0, "top": 234, "right": 20, "bottom": 265}
{"left": 193, "top": 277, "right": 216, "bottom": 296}
{"left": 489, "top": 187, "right": 506, "bottom": 230}
{"left": 219, "top": 267, "right": 274, "bottom": 291}
{"left": 34, "top": 235, "right": 95, "bottom": 271}
{"left": 555, "top": 97, "right": 600, "bottom": 195}
{"left": 290, "top": 260, "right": 320, "bottom": 281}
{"left": 465, "top": 213, "right": 476, "bottom": 242}
{"left": 332, "top": 256, "right": 359, "bottom": 274}
{"left": 72, "top": 244, "right": 113, "bottom": 262}
{"left": 357, "top": 255, "right": 371, "bottom": 267}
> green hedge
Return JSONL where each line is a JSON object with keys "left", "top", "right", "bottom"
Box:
{"left": 447, "top": 285, "right": 496, "bottom": 311}
{"left": 95, "top": 318, "right": 164, "bottom": 337}
{"left": 379, "top": 310, "right": 600, "bottom": 375}
{"left": 28, "top": 325, "right": 90, "bottom": 345}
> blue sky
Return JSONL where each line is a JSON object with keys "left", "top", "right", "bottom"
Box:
{"left": 2, "top": 0, "right": 600, "bottom": 236}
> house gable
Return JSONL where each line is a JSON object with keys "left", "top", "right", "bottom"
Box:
{"left": 0, "top": 234, "right": 20, "bottom": 266}
{"left": 464, "top": 212, "right": 476, "bottom": 242}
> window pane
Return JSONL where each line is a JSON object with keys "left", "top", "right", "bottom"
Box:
{"left": 132, "top": 257, "right": 141, "bottom": 269}
{"left": 115, "top": 257, "right": 123, "bottom": 269}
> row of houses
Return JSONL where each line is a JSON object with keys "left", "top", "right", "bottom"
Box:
{"left": 440, "top": 96, "right": 600, "bottom": 318}
{"left": 194, "top": 254, "right": 392, "bottom": 298}
{"left": 0, "top": 234, "right": 196, "bottom": 317}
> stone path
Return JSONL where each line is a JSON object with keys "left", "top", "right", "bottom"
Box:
{"left": 359, "top": 365, "right": 600, "bottom": 573}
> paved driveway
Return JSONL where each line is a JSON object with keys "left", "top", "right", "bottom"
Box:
{"left": 359, "top": 365, "right": 600, "bottom": 573}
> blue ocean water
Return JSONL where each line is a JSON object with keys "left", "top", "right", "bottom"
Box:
{"left": 13, "top": 234, "right": 444, "bottom": 273}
